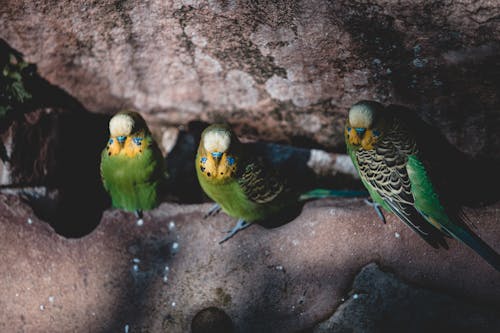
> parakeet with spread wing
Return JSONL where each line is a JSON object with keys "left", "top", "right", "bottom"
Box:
{"left": 345, "top": 100, "right": 500, "bottom": 271}
{"left": 100, "top": 111, "right": 166, "bottom": 222}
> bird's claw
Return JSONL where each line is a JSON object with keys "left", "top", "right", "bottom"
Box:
{"left": 364, "top": 199, "right": 386, "bottom": 224}
{"left": 134, "top": 210, "right": 144, "bottom": 226}
{"left": 219, "top": 219, "right": 251, "bottom": 244}
{"left": 204, "top": 204, "right": 222, "bottom": 219}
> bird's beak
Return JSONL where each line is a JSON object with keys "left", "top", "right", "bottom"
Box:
{"left": 355, "top": 128, "right": 366, "bottom": 138}
{"left": 211, "top": 151, "right": 223, "bottom": 160}
{"left": 116, "top": 135, "right": 127, "bottom": 147}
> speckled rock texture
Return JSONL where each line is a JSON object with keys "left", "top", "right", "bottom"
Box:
{"left": 313, "top": 263, "right": 500, "bottom": 333}
{"left": 1, "top": 0, "right": 499, "bottom": 154}
{"left": 1, "top": 194, "right": 499, "bottom": 332}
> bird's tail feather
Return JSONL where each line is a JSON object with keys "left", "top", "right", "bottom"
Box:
{"left": 442, "top": 223, "right": 500, "bottom": 272}
{"left": 299, "top": 189, "right": 368, "bottom": 201}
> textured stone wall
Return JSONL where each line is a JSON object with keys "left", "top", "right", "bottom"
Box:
{"left": 1, "top": 195, "right": 499, "bottom": 332}
{"left": 1, "top": 0, "right": 499, "bottom": 154}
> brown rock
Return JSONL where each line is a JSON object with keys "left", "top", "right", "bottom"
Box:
{"left": 0, "top": 194, "right": 499, "bottom": 332}
{"left": 313, "top": 263, "right": 500, "bottom": 333}
{"left": 1, "top": 1, "right": 499, "bottom": 154}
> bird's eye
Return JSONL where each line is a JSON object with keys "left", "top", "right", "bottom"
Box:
{"left": 201, "top": 157, "right": 207, "bottom": 164}
{"left": 373, "top": 130, "right": 380, "bottom": 137}
{"left": 132, "top": 137, "right": 143, "bottom": 146}
{"left": 108, "top": 138, "right": 114, "bottom": 145}
{"left": 227, "top": 156, "right": 235, "bottom": 166}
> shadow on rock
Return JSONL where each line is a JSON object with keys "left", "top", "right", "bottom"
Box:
{"left": 0, "top": 39, "right": 111, "bottom": 237}
{"left": 336, "top": 2, "right": 500, "bottom": 159}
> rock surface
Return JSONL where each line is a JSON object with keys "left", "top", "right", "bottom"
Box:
{"left": 313, "top": 263, "right": 500, "bottom": 333}
{"left": 1, "top": 194, "right": 499, "bottom": 332}
{"left": 1, "top": 0, "right": 499, "bottom": 154}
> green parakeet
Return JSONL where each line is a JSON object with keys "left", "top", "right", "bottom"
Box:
{"left": 100, "top": 111, "right": 165, "bottom": 220}
{"left": 345, "top": 101, "right": 500, "bottom": 271}
{"left": 196, "top": 124, "right": 299, "bottom": 243}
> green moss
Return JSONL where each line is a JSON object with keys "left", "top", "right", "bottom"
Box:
{"left": 0, "top": 51, "right": 33, "bottom": 120}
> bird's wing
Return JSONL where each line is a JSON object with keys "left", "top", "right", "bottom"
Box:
{"left": 237, "top": 158, "right": 285, "bottom": 204}
{"left": 100, "top": 149, "right": 110, "bottom": 191}
{"left": 356, "top": 126, "right": 447, "bottom": 248}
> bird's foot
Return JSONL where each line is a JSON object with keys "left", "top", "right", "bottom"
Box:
{"left": 135, "top": 210, "right": 144, "bottom": 226}
{"left": 219, "top": 219, "right": 251, "bottom": 244}
{"left": 363, "top": 199, "right": 386, "bottom": 224}
{"left": 204, "top": 203, "right": 222, "bottom": 219}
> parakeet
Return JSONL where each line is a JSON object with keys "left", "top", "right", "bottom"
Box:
{"left": 196, "top": 124, "right": 299, "bottom": 243}
{"left": 100, "top": 110, "right": 165, "bottom": 220}
{"left": 345, "top": 100, "right": 500, "bottom": 271}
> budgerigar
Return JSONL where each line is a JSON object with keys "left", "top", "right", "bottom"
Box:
{"left": 100, "top": 111, "right": 165, "bottom": 221}
{"left": 196, "top": 124, "right": 299, "bottom": 243}
{"left": 345, "top": 100, "right": 500, "bottom": 271}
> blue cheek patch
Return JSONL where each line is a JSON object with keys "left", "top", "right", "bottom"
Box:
{"left": 347, "top": 127, "right": 351, "bottom": 132}
{"left": 117, "top": 136, "right": 126, "bottom": 143}
{"left": 372, "top": 130, "right": 380, "bottom": 137}
{"left": 132, "top": 137, "right": 143, "bottom": 146}
{"left": 108, "top": 138, "right": 114, "bottom": 145}
{"left": 201, "top": 157, "right": 207, "bottom": 164}
{"left": 227, "top": 156, "right": 235, "bottom": 166}
{"left": 211, "top": 152, "right": 223, "bottom": 159}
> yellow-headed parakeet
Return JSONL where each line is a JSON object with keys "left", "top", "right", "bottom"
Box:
{"left": 345, "top": 100, "right": 500, "bottom": 271}
{"left": 100, "top": 111, "right": 165, "bottom": 221}
{"left": 196, "top": 124, "right": 299, "bottom": 243}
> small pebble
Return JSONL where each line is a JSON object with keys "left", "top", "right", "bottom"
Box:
{"left": 171, "top": 301, "right": 176, "bottom": 307}
{"left": 413, "top": 58, "right": 427, "bottom": 68}
{"left": 168, "top": 221, "right": 176, "bottom": 231}
{"left": 132, "top": 264, "right": 139, "bottom": 272}
{"left": 395, "top": 232, "right": 400, "bottom": 239}
{"left": 171, "top": 242, "right": 179, "bottom": 253}
{"left": 48, "top": 296, "right": 55, "bottom": 303}
{"left": 132, "top": 258, "right": 140, "bottom": 263}
{"left": 275, "top": 265, "right": 284, "bottom": 271}
{"left": 27, "top": 218, "right": 33, "bottom": 225}
{"left": 124, "top": 324, "right": 129, "bottom": 333}
{"left": 164, "top": 265, "right": 170, "bottom": 272}
{"left": 353, "top": 294, "right": 359, "bottom": 300}
{"left": 136, "top": 219, "right": 144, "bottom": 226}
{"left": 163, "top": 275, "right": 169, "bottom": 283}
{"left": 39, "top": 305, "right": 45, "bottom": 311}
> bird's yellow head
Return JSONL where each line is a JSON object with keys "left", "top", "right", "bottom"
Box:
{"left": 106, "top": 111, "right": 148, "bottom": 158}
{"left": 345, "top": 101, "right": 384, "bottom": 150}
{"left": 197, "top": 124, "right": 238, "bottom": 181}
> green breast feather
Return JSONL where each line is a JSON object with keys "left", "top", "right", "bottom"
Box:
{"left": 101, "top": 136, "right": 162, "bottom": 212}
